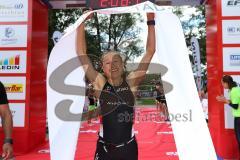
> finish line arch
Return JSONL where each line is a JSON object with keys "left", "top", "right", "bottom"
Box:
{"left": 0, "top": 0, "right": 239, "bottom": 159}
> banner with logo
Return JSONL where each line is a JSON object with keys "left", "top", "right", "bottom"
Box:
{"left": 222, "top": 0, "right": 240, "bottom": 16}
{"left": 47, "top": 2, "right": 217, "bottom": 160}
{"left": 0, "top": 76, "right": 26, "bottom": 100}
{"left": 191, "top": 37, "right": 202, "bottom": 91}
{"left": 223, "top": 47, "right": 240, "bottom": 72}
{"left": 0, "top": 103, "right": 25, "bottom": 127}
{"left": 222, "top": 20, "right": 240, "bottom": 44}
{"left": 0, "top": 50, "right": 27, "bottom": 73}
{"left": 0, "top": 0, "right": 28, "bottom": 22}
{"left": 0, "top": 25, "right": 28, "bottom": 47}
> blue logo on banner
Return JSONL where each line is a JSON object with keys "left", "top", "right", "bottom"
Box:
{"left": 5, "top": 28, "right": 15, "bottom": 38}
{"left": 230, "top": 55, "right": 240, "bottom": 60}
{"left": 230, "top": 54, "right": 240, "bottom": 66}
{"left": 14, "top": 3, "right": 23, "bottom": 9}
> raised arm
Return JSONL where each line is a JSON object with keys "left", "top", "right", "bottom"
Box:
{"left": 127, "top": 13, "right": 156, "bottom": 88}
{"left": 76, "top": 13, "right": 105, "bottom": 94}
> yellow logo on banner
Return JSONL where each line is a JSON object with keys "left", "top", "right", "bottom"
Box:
{"left": 4, "top": 84, "right": 23, "bottom": 93}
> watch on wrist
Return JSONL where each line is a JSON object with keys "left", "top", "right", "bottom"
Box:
{"left": 4, "top": 138, "right": 13, "bottom": 145}
{"left": 147, "top": 20, "right": 155, "bottom": 25}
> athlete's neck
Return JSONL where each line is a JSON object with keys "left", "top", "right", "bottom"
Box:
{"left": 108, "top": 77, "right": 123, "bottom": 87}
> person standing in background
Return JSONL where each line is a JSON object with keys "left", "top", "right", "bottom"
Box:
{"left": 199, "top": 87, "right": 208, "bottom": 123}
{"left": 87, "top": 83, "right": 97, "bottom": 125}
{"left": 0, "top": 81, "right": 13, "bottom": 160}
{"left": 216, "top": 75, "right": 240, "bottom": 155}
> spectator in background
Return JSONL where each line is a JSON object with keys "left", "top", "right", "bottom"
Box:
{"left": 87, "top": 83, "right": 97, "bottom": 125}
{"left": 216, "top": 75, "right": 240, "bottom": 155}
{"left": 199, "top": 87, "right": 208, "bottom": 123}
{"left": 0, "top": 81, "right": 13, "bottom": 159}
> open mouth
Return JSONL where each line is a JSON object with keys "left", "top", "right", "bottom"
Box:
{"left": 111, "top": 68, "right": 118, "bottom": 72}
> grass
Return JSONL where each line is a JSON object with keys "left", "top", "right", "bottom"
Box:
{"left": 136, "top": 98, "right": 156, "bottom": 105}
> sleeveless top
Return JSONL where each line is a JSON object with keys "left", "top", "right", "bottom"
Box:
{"left": 99, "top": 80, "right": 135, "bottom": 144}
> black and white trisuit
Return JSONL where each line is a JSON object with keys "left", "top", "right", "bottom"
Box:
{"left": 94, "top": 79, "right": 138, "bottom": 160}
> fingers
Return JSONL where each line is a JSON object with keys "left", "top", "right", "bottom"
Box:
{"left": 216, "top": 95, "right": 224, "bottom": 99}
{"left": 2, "top": 144, "right": 13, "bottom": 160}
{"left": 82, "top": 8, "right": 94, "bottom": 20}
{"left": 216, "top": 95, "right": 226, "bottom": 103}
{"left": 2, "top": 152, "right": 5, "bottom": 158}
{"left": 216, "top": 96, "right": 222, "bottom": 100}
{"left": 2, "top": 146, "right": 6, "bottom": 159}
{"left": 3, "top": 150, "right": 10, "bottom": 160}
{"left": 2, "top": 150, "right": 8, "bottom": 160}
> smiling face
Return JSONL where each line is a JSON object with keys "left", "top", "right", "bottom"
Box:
{"left": 101, "top": 52, "right": 124, "bottom": 80}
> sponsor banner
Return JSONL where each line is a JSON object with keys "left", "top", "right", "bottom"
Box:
{"left": 0, "top": 0, "right": 28, "bottom": 22}
{"left": 0, "top": 77, "right": 26, "bottom": 100}
{"left": 191, "top": 37, "right": 202, "bottom": 91}
{"left": 222, "top": 20, "right": 240, "bottom": 44}
{"left": 224, "top": 75, "right": 240, "bottom": 129}
{"left": 0, "top": 50, "right": 27, "bottom": 73}
{"left": 223, "top": 47, "right": 240, "bottom": 72}
{"left": 0, "top": 25, "right": 27, "bottom": 48}
{"left": 0, "top": 103, "right": 25, "bottom": 127}
{"left": 222, "top": 0, "right": 240, "bottom": 16}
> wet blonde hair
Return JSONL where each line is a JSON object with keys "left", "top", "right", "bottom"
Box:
{"left": 101, "top": 50, "right": 126, "bottom": 63}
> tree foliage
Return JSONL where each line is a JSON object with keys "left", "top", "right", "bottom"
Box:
{"left": 172, "top": 5, "right": 206, "bottom": 65}
{"left": 172, "top": 5, "right": 207, "bottom": 87}
{"left": 48, "top": 9, "right": 83, "bottom": 55}
{"left": 48, "top": 9, "right": 144, "bottom": 63}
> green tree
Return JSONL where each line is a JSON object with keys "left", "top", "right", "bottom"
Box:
{"left": 48, "top": 9, "right": 83, "bottom": 55}
{"left": 48, "top": 10, "right": 144, "bottom": 63}
{"left": 173, "top": 6, "right": 206, "bottom": 65}
{"left": 172, "top": 6, "right": 207, "bottom": 87}
{"left": 86, "top": 13, "right": 144, "bottom": 63}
